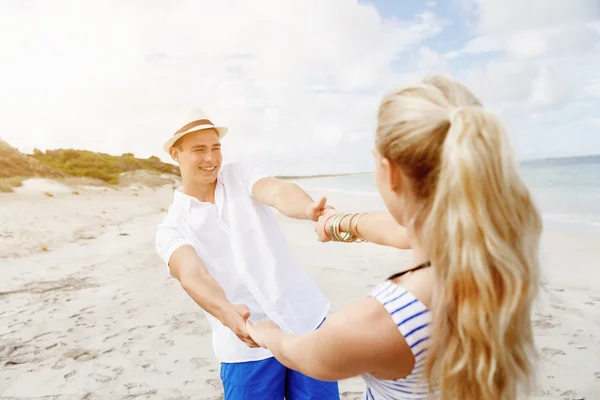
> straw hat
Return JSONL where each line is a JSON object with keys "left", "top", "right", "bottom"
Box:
{"left": 163, "top": 108, "right": 228, "bottom": 152}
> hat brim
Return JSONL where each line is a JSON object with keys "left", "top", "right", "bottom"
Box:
{"left": 163, "top": 125, "right": 228, "bottom": 152}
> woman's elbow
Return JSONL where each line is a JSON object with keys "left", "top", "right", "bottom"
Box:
{"left": 294, "top": 363, "right": 340, "bottom": 382}
{"left": 284, "top": 351, "right": 351, "bottom": 381}
{"left": 278, "top": 341, "right": 331, "bottom": 381}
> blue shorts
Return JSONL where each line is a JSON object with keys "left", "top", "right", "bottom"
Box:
{"left": 220, "top": 356, "right": 339, "bottom": 399}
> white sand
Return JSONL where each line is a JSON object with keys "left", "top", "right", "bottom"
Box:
{"left": 12, "top": 178, "right": 72, "bottom": 195}
{"left": 0, "top": 186, "right": 599, "bottom": 399}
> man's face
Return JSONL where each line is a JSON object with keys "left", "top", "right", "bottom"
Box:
{"left": 171, "top": 129, "right": 222, "bottom": 184}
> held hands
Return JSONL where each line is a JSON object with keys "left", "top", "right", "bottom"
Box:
{"left": 221, "top": 304, "right": 260, "bottom": 348}
{"left": 246, "top": 319, "right": 281, "bottom": 349}
{"left": 306, "top": 196, "right": 334, "bottom": 222}
{"left": 314, "top": 209, "right": 336, "bottom": 242}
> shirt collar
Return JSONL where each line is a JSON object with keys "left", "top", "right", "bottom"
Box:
{"left": 173, "top": 178, "right": 224, "bottom": 214}
{"left": 173, "top": 187, "right": 194, "bottom": 212}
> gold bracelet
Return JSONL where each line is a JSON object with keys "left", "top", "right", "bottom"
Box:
{"left": 347, "top": 213, "right": 359, "bottom": 242}
{"left": 323, "top": 214, "right": 336, "bottom": 240}
{"left": 328, "top": 214, "right": 337, "bottom": 241}
{"left": 335, "top": 214, "right": 346, "bottom": 242}
{"left": 330, "top": 214, "right": 344, "bottom": 241}
{"left": 330, "top": 214, "right": 339, "bottom": 241}
{"left": 353, "top": 213, "right": 367, "bottom": 242}
{"left": 338, "top": 214, "right": 357, "bottom": 243}
{"left": 333, "top": 214, "right": 354, "bottom": 242}
{"left": 328, "top": 213, "right": 364, "bottom": 242}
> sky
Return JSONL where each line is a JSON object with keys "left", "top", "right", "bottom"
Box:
{"left": 0, "top": 0, "right": 599, "bottom": 175}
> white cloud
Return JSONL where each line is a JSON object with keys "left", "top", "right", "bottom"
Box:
{"left": 526, "top": 67, "right": 574, "bottom": 112}
{"left": 585, "top": 79, "right": 600, "bottom": 98}
{"left": 417, "top": 46, "right": 449, "bottom": 73}
{"left": 460, "top": 1, "right": 599, "bottom": 107}
{"left": 460, "top": 0, "right": 600, "bottom": 60}
{"left": 461, "top": 24, "right": 600, "bottom": 59}
{"left": 467, "top": 0, "right": 600, "bottom": 35}
{"left": 0, "top": 0, "right": 444, "bottom": 174}
{"left": 464, "top": 60, "right": 537, "bottom": 104}
{"left": 461, "top": 35, "right": 503, "bottom": 54}
{"left": 457, "top": 0, "right": 600, "bottom": 158}
{"left": 466, "top": 62, "right": 574, "bottom": 113}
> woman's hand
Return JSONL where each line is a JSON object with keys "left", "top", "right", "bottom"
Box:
{"left": 246, "top": 320, "right": 282, "bottom": 348}
{"left": 314, "top": 209, "right": 336, "bottom": 242}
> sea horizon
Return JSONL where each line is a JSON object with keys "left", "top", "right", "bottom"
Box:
{"left": 276, "top": 153, "right": 600, "bottom": 180}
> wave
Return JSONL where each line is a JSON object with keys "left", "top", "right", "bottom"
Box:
{"left": 306, "top": 186, "right": 380, "bottom": 197}
{"left": 542, "top": 212, "right": 600, "bottom": 228}
{"left": 306, "top": 185, "right": 600, "bottom": 230}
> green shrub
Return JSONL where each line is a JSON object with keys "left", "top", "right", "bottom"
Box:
{"left": 28, "top": 148, "right": 179, "bottom": 184}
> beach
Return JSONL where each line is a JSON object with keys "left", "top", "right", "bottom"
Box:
{"left": 1, "top": 182, "right": 599, "bottom": 400}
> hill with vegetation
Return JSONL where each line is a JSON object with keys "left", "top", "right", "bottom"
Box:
{"left": 29, "top": 148, "right": 179, "bottom": 184}
{"left": 0, "top": 140, "right": 65, "bottom": 179}
{"left": 0, "top": 140, "right": 180, "bottom": 192}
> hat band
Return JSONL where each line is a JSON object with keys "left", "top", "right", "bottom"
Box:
{"left": 174, "top": 119, "right": 214, "bottom": 136}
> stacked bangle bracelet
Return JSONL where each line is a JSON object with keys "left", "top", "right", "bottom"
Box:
{"left": 325, "top": 213, "right": 367, "bottom": 242}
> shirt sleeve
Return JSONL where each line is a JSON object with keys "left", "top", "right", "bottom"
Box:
{"left": 155, "top": 224, "right": 192, "bottom": 271}
{"left": 234, "top": 162, "right": 272, "bottom": 195}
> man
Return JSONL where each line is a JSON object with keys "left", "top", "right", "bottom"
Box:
{"left": 155, "top": 108, "right": 339, "bottom": 399}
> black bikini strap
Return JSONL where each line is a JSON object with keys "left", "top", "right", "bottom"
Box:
{"left": 387, "top": 261, "right": 431, "bottom": 280}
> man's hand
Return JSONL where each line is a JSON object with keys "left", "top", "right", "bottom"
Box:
{"left": 305, "top": 196, "right": 334, "bottom": 222}
{"left": 220, "top": 304, "right": 260, "bottom": 348}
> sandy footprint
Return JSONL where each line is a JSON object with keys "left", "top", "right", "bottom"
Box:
{"left": 560, "top": 389, "right": 585, "bottom": 399}
{"left": 64, "top": 370, "right": 77, "bottom": 379}
{"left": 206, "top": 378, "right": 223, "bottom": 391}
{"left": 532, "top": 314, "right": 560, "bottom": 329}
{"left": 89, "top": 373, "right": 112, "bottom": 383}
{"left": 541, "top": 347, "right": 566, "bottom": 357}
{"left": 190, "top": 357, "right": 210, "bottom": 369}
{"left": 63, "top": 348, "right": 98, "bottom": 362}
{"left": 52, "top": 358, "right": 67, "bottom": 370}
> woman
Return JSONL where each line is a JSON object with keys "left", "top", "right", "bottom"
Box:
{"left": 246, "top": 75, "right": 542, "bottom": 399}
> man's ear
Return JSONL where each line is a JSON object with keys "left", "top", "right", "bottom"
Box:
{"left": 169, "top": 147, "right": 179, "bottom": 162}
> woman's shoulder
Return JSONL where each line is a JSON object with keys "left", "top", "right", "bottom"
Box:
{"left": 338, "top": 273, "right": 434, "bottom": 380}
{"left": 371, "top": 267, "right": 434, "bottom": 309}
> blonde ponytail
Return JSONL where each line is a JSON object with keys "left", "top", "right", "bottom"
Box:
{"left": 423, "top": 106, "right": 542, "bottom": 399}
{"left": 375, "top": 75, "right": 542, "bottom": 399}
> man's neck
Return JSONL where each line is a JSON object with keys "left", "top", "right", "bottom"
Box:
{"left": 182, "top": 178, "right": 217, "bottom": 204}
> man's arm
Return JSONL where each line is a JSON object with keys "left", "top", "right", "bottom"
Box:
{"left": 168, "top": 245, "right": 258, "bottom": 348}
{"left": 251, "top": 177, "right": 329, "bottom": 221}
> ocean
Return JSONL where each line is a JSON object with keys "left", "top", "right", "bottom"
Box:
{"left": 298, "top": 155, "right": 600, "bottom": 233}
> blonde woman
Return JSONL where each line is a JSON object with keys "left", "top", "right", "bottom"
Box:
{"left": 246, "top": 75, "right": 542, "bottom": 399}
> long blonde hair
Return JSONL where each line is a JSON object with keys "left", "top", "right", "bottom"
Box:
{"left": 375, "top": 75, "right": 542, "bottom": 399}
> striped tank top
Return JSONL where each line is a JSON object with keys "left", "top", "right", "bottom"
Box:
{"left": 361, "top": 272, "right": 437, "bottom": 399}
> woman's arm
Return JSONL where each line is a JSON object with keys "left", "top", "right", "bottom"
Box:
{"left": 246, "top": 297, "right": 414, "bottom": 381}
{"left": 316, "top": 211, "right": 410, "bottom": 249}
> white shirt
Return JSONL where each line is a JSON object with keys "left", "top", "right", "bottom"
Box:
{"left": 155, "top": 162, "right": 330, "bottom": 363}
